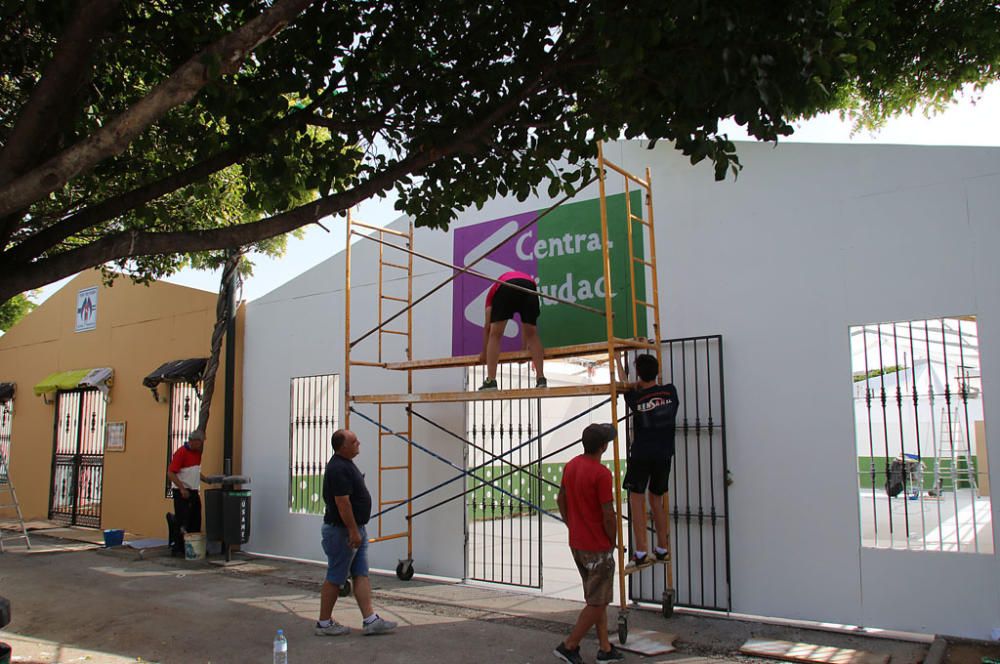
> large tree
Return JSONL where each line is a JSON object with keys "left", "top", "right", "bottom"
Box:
{"left": 1, "top": 0, "right": 998, "bottom": 304}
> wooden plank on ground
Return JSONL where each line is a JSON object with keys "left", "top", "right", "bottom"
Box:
{"left": 740, "top": 638, "right": 890, "bottom": 664}
{"left": 618, "top": 629, "right": 677, "bottom": 656}
{"left": 351, "top": 383, "right": 621, "bottom": 404}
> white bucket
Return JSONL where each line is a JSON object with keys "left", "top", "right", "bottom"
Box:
{"left": 184, "top": 533, "right": 206, "bottom": 560}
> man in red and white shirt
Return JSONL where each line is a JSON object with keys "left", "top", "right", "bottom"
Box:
{"left": 167, "top": 430, "right": 207, "bottom": 556}
{"left": 477, "top": 270, "right": 546, "bottom": 391}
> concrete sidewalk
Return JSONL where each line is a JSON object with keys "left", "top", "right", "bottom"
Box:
{"left": 0, "top": 534, "right": 930, "bottom": 664}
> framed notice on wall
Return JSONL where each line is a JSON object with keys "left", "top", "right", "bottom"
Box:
{"left": 106, "top": 422, "right": 126, "bottom": 452}
{"left": 75, "top": 286, "right": 98, "bottom": 332}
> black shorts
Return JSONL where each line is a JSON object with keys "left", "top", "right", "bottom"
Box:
{"left": 490, "top": 278, "right": 540, "bottom": 326}
{"left": 623, "top": 454, "right": 672, "bottom": 496}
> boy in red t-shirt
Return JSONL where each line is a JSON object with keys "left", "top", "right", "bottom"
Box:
{"left": 554, "top": 423, "right": 624, "bottom": 664}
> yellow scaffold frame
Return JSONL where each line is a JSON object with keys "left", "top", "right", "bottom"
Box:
{"left": 342, "top": 140, "right": 671, "bottom": 638}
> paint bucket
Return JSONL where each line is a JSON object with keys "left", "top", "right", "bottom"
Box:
{"left": 184, "top": 533, "right": 206, "bottom": 561}
{"left": 103, "top": 529, "right": 125, "bottom": 547}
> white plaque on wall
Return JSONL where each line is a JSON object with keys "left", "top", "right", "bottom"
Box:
{"left": 75, "top": 287, "right": 98, "bottom": 332}
{"left": 106, "top": 422, "right": 126, "bottom": 452}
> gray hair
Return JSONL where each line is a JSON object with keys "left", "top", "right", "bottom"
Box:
{"left": 189, "top": 430, "right": 205, "bottom": 441}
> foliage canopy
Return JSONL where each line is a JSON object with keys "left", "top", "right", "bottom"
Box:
{"left": 1, "top": 0, "right": 997, "bottom": 303}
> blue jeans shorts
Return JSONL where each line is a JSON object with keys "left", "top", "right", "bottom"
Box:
{"left": 321, "top": 523, "right": 369, "bottom": 584}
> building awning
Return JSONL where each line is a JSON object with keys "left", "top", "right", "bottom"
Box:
{"left": 142, "top": 358, "right": 207, "bottom": 390}
{"left": 34, "top": 368, "right": 114, "bottom": 397}
{"left": 0, "top": 382, "right": 14, "bottom": 402}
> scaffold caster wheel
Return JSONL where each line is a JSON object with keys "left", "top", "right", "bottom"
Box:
{"left": 340, "top": 579, "right": 351, "bottom": 597}
{"left": 617, "top": 613, "right": 628, "bottom": 644}
{"left": 396, "top": 559, "right": 415, "bottom": 581}
{"left": 662, "top": 589, "right": 675, "bottom": 618}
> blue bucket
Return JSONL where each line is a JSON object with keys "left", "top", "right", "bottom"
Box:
{"left": 103, "top": 529, "right": 125, "bottom": 547}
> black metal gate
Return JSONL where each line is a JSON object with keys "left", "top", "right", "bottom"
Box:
{"left": 49, "top": 389, "right": 107, "bottom": 528}
{"left": 466, "top": 363, "right": 543, "bottom": 588}
{"left": 0, "top": 398, "right": 11, "bottom": 482}
{"left": 629, "top": 335, "right": 731, "bottom": 611}
{"left": 165, "top": 382, "right": 202, "bottom": 497}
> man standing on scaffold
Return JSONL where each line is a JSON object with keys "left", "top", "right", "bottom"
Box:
{"left": 478, "top": 270, "right": 547, "bottom": 390}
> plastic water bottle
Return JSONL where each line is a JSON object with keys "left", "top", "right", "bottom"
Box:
{"left": 273, "top": 629, "right": 287, "bottom": 664}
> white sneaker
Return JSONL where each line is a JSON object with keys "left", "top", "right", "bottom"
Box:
{"left": 362, "top": 616, "right": 397, "bottom": 635}
{"left": 624, "top": 554, "right": 654, "bottom": 572}
{"left": 315, "top": 620, "right": 351, "bottom": 636}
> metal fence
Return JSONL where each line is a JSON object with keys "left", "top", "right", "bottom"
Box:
{"left": 165, "top": 382, "right": 202, "bottom": 498}
{"left": 466, "top": 362, "right": 543, "bottom": 588}
{"left": 628, "top": 335, "right": 731, "bottom": 612}
{"left": 289, "top": 374, "right": 340, "bottom": 515}
{"left": 49, "top": 389, "right": 106, "bottom": 528}
{"left": 851, "top": 317, "right": 992, "bottom": 553}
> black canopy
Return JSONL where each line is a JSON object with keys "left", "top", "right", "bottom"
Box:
{"left": 0, "top": 382, "right": 13, "bottom": 401}
{"left": 142, "top": 358, "right": 207, "bottom": 389}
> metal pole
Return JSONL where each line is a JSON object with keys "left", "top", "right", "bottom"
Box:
{"left": 223, "top": 251, "right": 237, "bottom": 477}
{"left": 597, "top": 141, "right": 628, "bottom": 613}
{"left": 344, "top": 211, "right": 353, "bottom": 430}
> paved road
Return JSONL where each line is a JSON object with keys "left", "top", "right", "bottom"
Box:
{"left": 0, "top": 535, "right": 928, "bottom": 664}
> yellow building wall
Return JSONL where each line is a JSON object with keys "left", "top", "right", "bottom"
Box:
{"left": 0, "top": 273, "right": 244, "bottom": 538}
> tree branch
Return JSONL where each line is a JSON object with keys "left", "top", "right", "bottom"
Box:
{"left": 0, "top": 0, "right": 121, "bottom": 187}
{"left": 0, "top": 0, "right": 317, "bottom": 219}
{"left": 0, "top": 65, "right": 551, "bottom": 303}
{"left": 3, "top": 102, "right": 324, "bottom": 264}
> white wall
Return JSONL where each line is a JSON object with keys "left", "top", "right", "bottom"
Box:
{"left": 243, "top": 140, "right": 1000, "bottom": 638}
{"left": 242, "top": 231, "right": 469, "bottom": 577}
{"left": 606, "top": 140, "right": 1000, "bottom": 638}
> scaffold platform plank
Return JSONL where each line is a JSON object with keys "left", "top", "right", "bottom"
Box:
{"left": 378, "top": 338, "right": 658, "bottom": 372}
{"left": 351, "top": 383, "right": 624, "bottom": 404}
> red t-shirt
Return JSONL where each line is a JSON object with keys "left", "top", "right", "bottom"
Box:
{"left": 169, "top": 445, "right": 203, "bottom": 490}
{"left": 485, "top": 270, "right": 534, "bottom": 307}
{"left": 561, "top": 454, "right": 613, "bottom": 551}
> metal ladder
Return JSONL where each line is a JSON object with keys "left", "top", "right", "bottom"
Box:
{"left": 0, "top": 474, "right": 31, "bottom": 552}
{"left": 345, "top": 211, "right": 416, "bottom": 577}
{"left": 934, "top": 406, "right": 977, "bottom": 493}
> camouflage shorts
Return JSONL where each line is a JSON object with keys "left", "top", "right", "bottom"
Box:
{"left": 571, "top": 548, "right": 615, "bottom": 606}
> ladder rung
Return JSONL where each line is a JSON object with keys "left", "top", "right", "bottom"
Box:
{"left": 368, "top": 531, "right": 408, "bottom": 543}
{"left": 635, "top": 300, "right": 656, "bottom": 308}
{"left": 380, "top": 329, "right": 408, "bottom": 336}
{"left": 629, "top": 215, "right": 650, "bottom": 226}
{"left": 380, "top": 465, "right": 408, "bottom": 471}
{"left": 351, "top": 220, "right": 409, "bottom": 238}
{"left": 380, "top": 499, "right": 407, "bottom": 506}
{"left": 383, "top": 262, "right": 409, "bottom": 270}
{"left": 632, "top": 257, "right": 653, "bottom": 267}
{"left": 381, "top": 294, "right": 408, "bottom": 303}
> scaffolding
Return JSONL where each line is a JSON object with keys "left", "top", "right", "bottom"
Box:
{"left": 343, "top": 142, "right": 670, "bottom": 639}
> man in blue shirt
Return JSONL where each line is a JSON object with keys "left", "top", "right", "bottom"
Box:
{"left": 315, "top": 429, "right": 397, "bottom": 637}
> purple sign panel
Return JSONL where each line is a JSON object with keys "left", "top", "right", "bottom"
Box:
{"left": 451, "top": 211, "right": 538, "bottom": 356}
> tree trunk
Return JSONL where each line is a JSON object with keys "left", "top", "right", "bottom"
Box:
{"left": 197, "top": 252, "right": 241, "bottom": 434}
